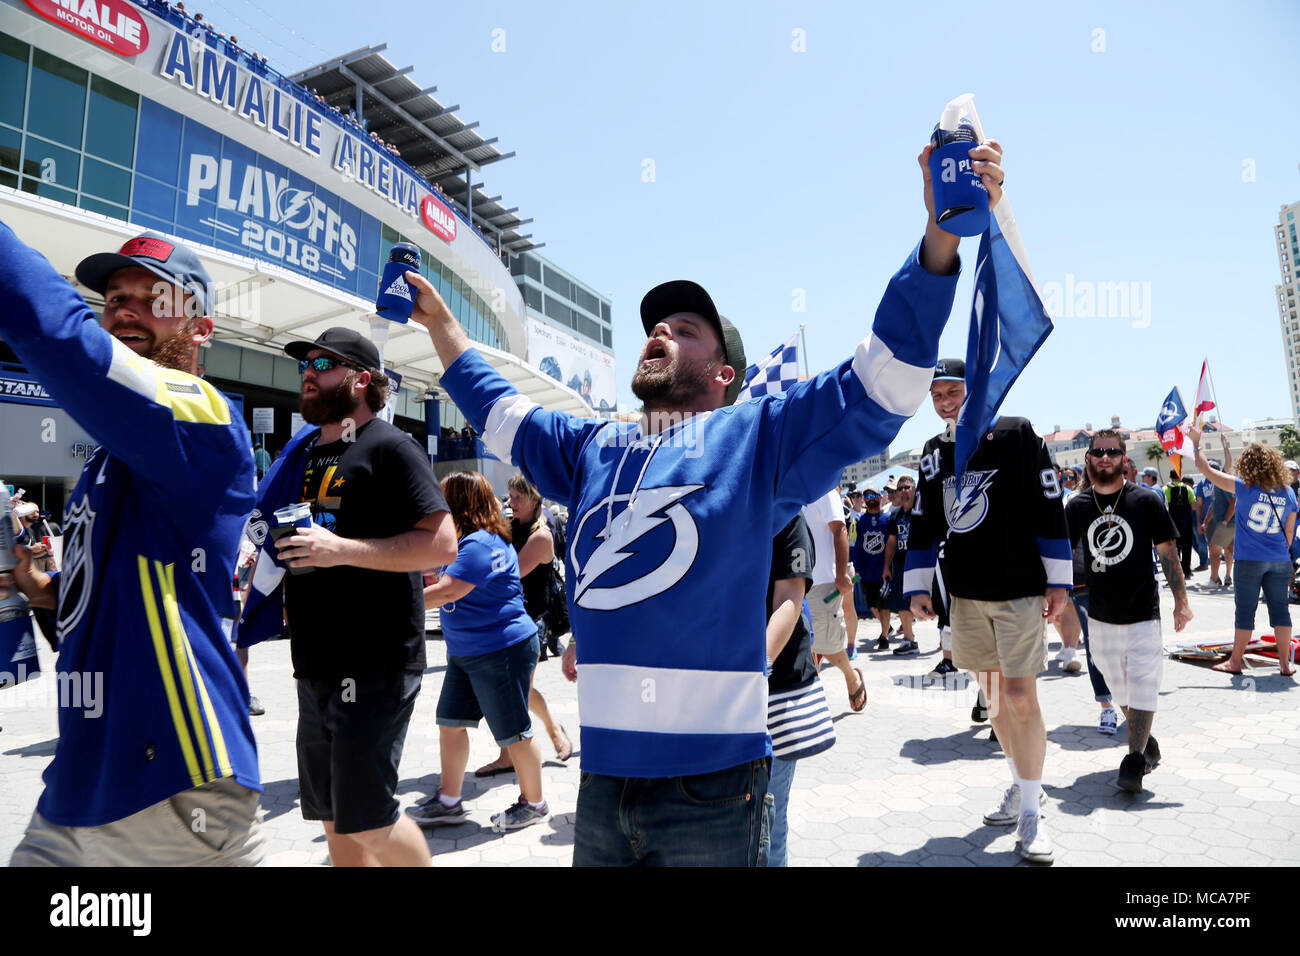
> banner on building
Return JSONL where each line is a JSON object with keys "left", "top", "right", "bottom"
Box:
{"left": 525, "top": 316, "right": 615, "bottom": 413}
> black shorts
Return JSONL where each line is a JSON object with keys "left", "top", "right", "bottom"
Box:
{"left": 932, "top": 577, "right": 951, "bottom": 631}
{"left": 296, "top": 670, "right": 421, "bottom": 834}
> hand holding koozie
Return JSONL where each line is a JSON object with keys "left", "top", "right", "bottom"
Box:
{"left": 928, "top": 93, "right": 993, "bottom": 237}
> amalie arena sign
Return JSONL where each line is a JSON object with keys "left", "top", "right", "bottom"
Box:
{"left": 153, "top": 30, "right": 453, "bottom": 244}
{"left": 24, "top": 0, "right": 148, "bottom": 56}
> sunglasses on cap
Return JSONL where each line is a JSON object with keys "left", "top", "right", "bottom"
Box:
{"left": 1063, "top": 472, "right": 1078, "bottom": 481}
{"left": 1088, "top": 447, "right": 1124, "bottom": 458}
{"left": 298, "top": 356, "right": 362, "bottom": 375}
{"left": 863, "top": 492, "right": 880, "bottom": 500}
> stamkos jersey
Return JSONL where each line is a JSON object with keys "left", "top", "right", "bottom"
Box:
{"left": 0, "top": 222, "right": 260, "bottom": 826}
{"left": 441, "top": 242, "right": 959, "bottom": 778}
{"left": 903, "top": 416, "right": 1071, "bottom": 602}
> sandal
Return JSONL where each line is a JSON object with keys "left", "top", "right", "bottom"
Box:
{"left": 473, "top": 757, "right": 515, "bottom": 778}
{"left": 849, "top": 668, "right": 867, "bottom": 712}
{"left": 551, "top": 724, "right": 573, "bottom": 762}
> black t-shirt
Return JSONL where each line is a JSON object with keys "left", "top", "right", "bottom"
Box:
{"left": 512, "top": 510, "right": 556, "bottom": 621}
{"left": 285, "top": 419, "right": 448, "bottom": 680}
{"left": 768, "top": 515, "right": 816, "bottom": 693}
{"left": 1066, "top": 482, "right": 1178, "bottom": 625}
{"left": 887, "top": 507, "right": 912, "bottom": 575}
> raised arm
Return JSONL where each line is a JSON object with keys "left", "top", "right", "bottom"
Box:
{"left": 1189, "top": 426, "right": 1235, "bottom": 493}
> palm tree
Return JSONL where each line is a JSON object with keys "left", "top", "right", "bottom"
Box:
{"left": 1145, "top": 442, "right": 1165, "bottom": 482}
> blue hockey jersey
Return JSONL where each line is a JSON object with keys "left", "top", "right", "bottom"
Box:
{"left": 0, "top": 221, "right": 260, "bottom": 826}
{"left": 440, "top": 242, "right": 958, "bottom": 778}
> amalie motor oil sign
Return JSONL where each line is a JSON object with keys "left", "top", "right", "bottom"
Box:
{"left": 24, "top": 0, "right": 150, "bottom": 57}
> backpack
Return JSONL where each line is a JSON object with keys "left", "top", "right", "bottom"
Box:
{"left": 544, "top": 509, "right": 570, "bottom": 637}
{"left": 1167, "top": 483, "right": 1192, "bottom": 519}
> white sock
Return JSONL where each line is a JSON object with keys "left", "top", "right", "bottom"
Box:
{"left": 1020, "top": 778, "right": 1042, "bottom": 815}
{"left": 438, "top": 792, "right": 461, "bottom": 808}
{"left": 527, "top": 798, "right": 547, "bottom": 811}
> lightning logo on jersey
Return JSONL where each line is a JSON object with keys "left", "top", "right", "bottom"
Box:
{"left": 570, "top": 484, "right": 705, "bottom": 611}
{"left": 943, "top": 468, "right": 998, "bottom": 533}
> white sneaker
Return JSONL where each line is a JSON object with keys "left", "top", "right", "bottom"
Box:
{"left": 983, "top": 784, "right": 1048, "bottom": 826}
{"left": 1098, "top": 707, "right": 1119, "bottom": 735}
{"left": 1058, "top": 647, "right": 1082, "bottom": 672}
{"left": 1015, "top": 812, "right": 1054, "bottom": 864}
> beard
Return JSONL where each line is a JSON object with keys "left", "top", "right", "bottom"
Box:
{"left": 300, "top": 372, "right": 360, "bottom": 425}
{"left": 1086, "top": 458, "right": 1123, "bottom": 487}
{"left": 139, "top": 317, "right": 196, "bottom": 372}
{"left": 630, "top": 345, "right": 718, "bottom": 408}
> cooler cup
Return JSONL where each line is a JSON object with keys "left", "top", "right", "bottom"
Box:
{"left": 0, "top": 596, "right": 39, "bottom": 687}
{"left": 928, "top": 139, "right": 989, "bottom": 237}
{"left": 271, "top": 502, "right": 315, "bottom": 576}
{"left": 375, "top": 242, "right": 421, "bottom": 322}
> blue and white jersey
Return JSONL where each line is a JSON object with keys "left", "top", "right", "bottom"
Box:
{"left": 440, "top": 242, "right": 958, "bottom": 778}
{"left": 1233, "top": 479, "right": 1297, "bottom": 563}
{"left": 850, "top": 512, "right": 891, "bottom": 582}
{"left": 0, "top": 221, "right": 260, "bottom": 826}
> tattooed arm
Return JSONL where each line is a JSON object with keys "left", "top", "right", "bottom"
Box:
{"left": 1156, "top": 540, "right": 1193, "bottom": 632}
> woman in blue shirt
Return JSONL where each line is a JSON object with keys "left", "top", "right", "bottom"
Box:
{"left": 407, "top": 471, "right": 551, "bottom": 832}
{"left": 1192, "top": 429, "right": 1296, "bottom": 676}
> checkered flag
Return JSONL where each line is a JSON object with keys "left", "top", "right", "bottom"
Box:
{"left": 736, "top": 332, "right": 801, "bottom": 402}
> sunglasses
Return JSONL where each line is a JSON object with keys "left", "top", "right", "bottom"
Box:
{"left": 298, "top": 356, "right": 361, "bottom": 375}
{"left": 1088, "top": 447, "right": 1124, "bottom": 458}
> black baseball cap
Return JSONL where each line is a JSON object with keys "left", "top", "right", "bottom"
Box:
{"left": 640, "top": 279, "right": 748, "bottom": 406}
{"left": 932, "top": 358, "right": 965, "bottom": 383}
{"left": 283, "top": 327, "right": 381, "bottom": 370}
{"left": 76, "top": 232, "right": 214, "bottom": 313}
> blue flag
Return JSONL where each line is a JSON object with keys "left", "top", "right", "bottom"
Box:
{"left": 954, "top": 206, "right": 1054, "bottom": 481}
{"left": 1155, "top": 387, "right": 1188, "bottom": 434}
{"left": 737, "top": 332, "right": 801, "bottom": 402}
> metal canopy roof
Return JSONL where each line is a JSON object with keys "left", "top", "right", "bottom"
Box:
{"left": 0, "top": 190, "right": 591, "bottom": 418}
{"left": 288, "top": 45, "right": 537, "bottom": 254}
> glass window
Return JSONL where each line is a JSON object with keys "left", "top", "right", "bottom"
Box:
{"left": 77, "top": 195, "right": 127, "bottom": 222}
{"left": 601, "top": 301, "right": 611, "bottom": 323}
{"left": 22, "top": 136, "right": 80, "bottom": 190}
{"left": 0, "top": 126, "right": 18, "bottom": 171}
{"left": 85, "top": 76, "right": 138, "bottom": 167}
{"left": 522, "top": 283, "right": 542, "bottom": 312}
{"left": 523, "top": 255, "right": 540, "bottom": 281}
{"left": 81, "top": 157, "right": 131, "bottom": 204}
{"left": 21, "top": 175, "right": 75, "bottom": 205}
{"left": 28, "top": 50, "right": 86, "bottom": 149}
{"left": 601, "top": 327, "right": 612, "bottom": 348}
{"left": 0, "top": 169, "right": 16, "bottom": 190}
{"left": 0, "top": 33, "right": 28, "bottom": 128}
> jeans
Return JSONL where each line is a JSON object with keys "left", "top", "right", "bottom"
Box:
{"left": 766, "top": 755, "right": 798, "bottom": 867}
{"left": 1232, "top": 560, "right": 1293, "bottom": 631}
{"left": 1074, "top": 591, "right": 1113, "bottom": 703}
{"left": 572, "top": 758, "right": 772, "bottom": 867}
{"left": 1192, "top": 523, "right": 1209, "bottom": 566}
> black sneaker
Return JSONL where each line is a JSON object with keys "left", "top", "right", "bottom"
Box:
{"left": 989, "top": 727, "right": 998, "bottom": 745}
{"left": 928, "top": 659, "right": 958, "bottom": 679}
{"left": 1117, "top": 752, "right": 1146, "bottom": 793}
{"left": 971, "top": 700, "right": 988, "bottom": 723}
{"left": 875, "top": 635, "right": 890, "bottom": 651}
{"left": 1143, "top": 736, "right": 1161, "bottom": 773}
{"left": 893, "top": 640, "right": 919, "bottom": 655}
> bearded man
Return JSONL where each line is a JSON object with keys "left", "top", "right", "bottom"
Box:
{"left": 0, "top": 227, "right": 265, "bottom": 865}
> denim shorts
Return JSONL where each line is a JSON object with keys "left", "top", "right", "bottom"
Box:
{"left": 572, "top": 758, "right": 772, "bottom": 867}
{"left": 1232, "top": 560, "right": 1293, "bottom": 631}
{"left": 436, "top": 631, "right": 539, "bottom": 746}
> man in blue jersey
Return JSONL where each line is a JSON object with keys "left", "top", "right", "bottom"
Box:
{"left": 405, "top": 140, "right": 1006, "bottom": 866}
{"left": 0, "top": 227, "right": 264, "bottom": 865}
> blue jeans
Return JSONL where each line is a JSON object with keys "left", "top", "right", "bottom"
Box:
{"left": 766, "top": 755, "right": 798, "bottom": 867}
{"left": 1074, "top": 591, "right": 1113, "bottom": 703}
{"left": 1192, "top": 523, "right": 1209, "bottom": 566}
{"left": 1232, "top": 560, "right": 1293, "bottom": 631}
{"left": 436, "top": 632, "right": 539, "bottom": 746}
{"left": 572, "top": 759, "right": 773, "bottom": 866}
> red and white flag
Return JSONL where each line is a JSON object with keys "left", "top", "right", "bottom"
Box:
{"left": 1192, "top": 359, "right": 1215, "bottom": 429}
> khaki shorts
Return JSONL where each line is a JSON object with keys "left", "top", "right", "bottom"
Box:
{"left": 1209, "top": 518, "right": 1235, "bottom": 550}
{"left": 808, "top": 583, "right": 848, "bottom": 655}
{"left": 9, "top": 777, "right": 265, "bottom": 867}
{"left": 949, "top": 595, "right": 1046, "bottom": 678}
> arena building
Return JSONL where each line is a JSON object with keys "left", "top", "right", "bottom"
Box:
{"left": 0, "top": 0, "right": 614, "bottom": 508}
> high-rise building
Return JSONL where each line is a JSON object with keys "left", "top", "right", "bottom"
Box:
{"left": 1276, "top": 201, "right": 1300, "bottom": 422}
{"left": 840, "top": 449, "right": 890, "bottom": 489}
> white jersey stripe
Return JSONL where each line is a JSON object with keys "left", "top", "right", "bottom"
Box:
{"left": 578, "top": 664, "right": 768, "bottom": 736}
{"left": 851, "top": 336, "right": 933, "bottom": 418}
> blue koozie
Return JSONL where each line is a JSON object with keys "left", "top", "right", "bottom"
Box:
{"left": 0, "top": 594, "right": 39, "bottom": 688}
{"left": 376, "top": 242, "right": 421, "bottom": 322}
{"left": 928, "top": 130, "right": 989, "bottom": 237}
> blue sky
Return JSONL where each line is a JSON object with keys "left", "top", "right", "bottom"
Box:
{"left": 207, "top": 0, "right": 1300, "bottom": 453}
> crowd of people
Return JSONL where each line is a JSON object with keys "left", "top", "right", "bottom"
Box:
{"left": 1, "top": 132, "right": 1295, "bottom": 869}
